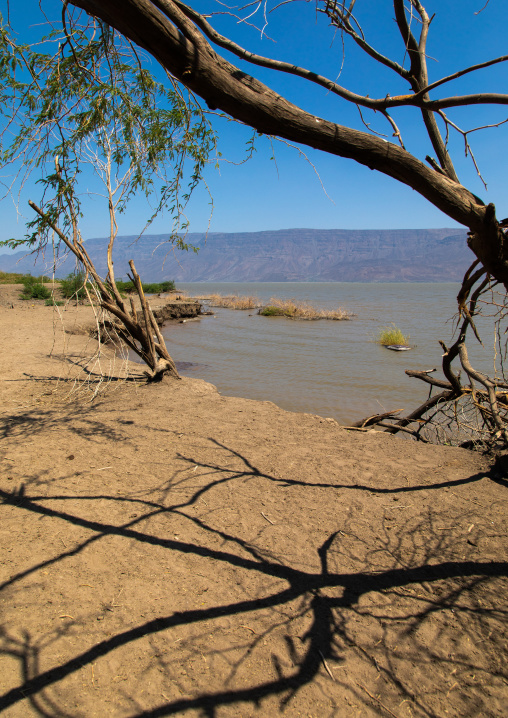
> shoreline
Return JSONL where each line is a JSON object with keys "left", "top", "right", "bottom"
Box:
{"left": 1, "top": 286, "right": 507, "bottom": 717}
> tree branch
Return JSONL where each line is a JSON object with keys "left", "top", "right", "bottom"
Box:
{"left": 67, "top": 0, "right": 508, "bottom": 284}
{"left": 68, "top": 2, "right": 485, "bottom": 221}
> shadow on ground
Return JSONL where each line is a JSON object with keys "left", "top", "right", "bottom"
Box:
{"left": 1, "top": 438, "right": 507, "bottom": 718}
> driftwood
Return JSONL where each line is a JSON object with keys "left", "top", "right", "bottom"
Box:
{"left": 29, "top": 197, "right": 180, "bottom": 382}
{"left": 347, "top": 409, "right": 403, "bottom": 429}
{"left": 353, "top": 262, "right": 508, "bottom": 450}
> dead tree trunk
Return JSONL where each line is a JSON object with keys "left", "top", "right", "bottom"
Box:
{"left": 29, "top": 200, "right": 180, "bottom": 382}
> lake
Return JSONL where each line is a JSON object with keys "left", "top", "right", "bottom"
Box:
{"left": 160, "top": 282, "right": 499, "bottom": 426}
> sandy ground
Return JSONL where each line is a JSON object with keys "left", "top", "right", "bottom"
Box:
{"left": 1, "top": 284, "right": 507, "bottom": 718}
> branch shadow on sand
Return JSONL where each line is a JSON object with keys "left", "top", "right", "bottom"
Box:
{"left": 0, "top": 440, "right": 507, "bottom": 718}
{"left": 0, "top": 401, "right": 128, "bottom": 443}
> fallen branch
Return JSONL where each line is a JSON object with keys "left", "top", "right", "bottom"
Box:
{"left": 349, "top": 409, "right": 403, "bottom": 429}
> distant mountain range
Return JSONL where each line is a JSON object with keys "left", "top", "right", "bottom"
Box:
{"left": 0, "top": 227, "right": 475, "bottom": 282}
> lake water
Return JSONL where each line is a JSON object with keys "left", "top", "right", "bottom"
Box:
{"left": 159, "top": 282, "right": 499, "bottom": 426}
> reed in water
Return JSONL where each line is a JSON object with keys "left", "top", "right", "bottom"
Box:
{"left": 377, "top": 324, "right": 410, "bottom": 345}
{"left": 259, "top": 297, "right": 352, "bottom": 320}
{"left": 198, "top": 294, "right": 262, "bottom": 309}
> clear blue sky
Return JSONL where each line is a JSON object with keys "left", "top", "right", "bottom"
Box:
{"left": 1, "top": 0, "right": 507, "bottom": 249}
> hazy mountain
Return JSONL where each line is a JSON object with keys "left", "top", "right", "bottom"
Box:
{"left": 0, "top": 227, "right": 474, "bottom": 282}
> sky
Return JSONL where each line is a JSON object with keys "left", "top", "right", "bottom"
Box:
{"left": 1, "top": 0, "right": 507, "bottom": 250}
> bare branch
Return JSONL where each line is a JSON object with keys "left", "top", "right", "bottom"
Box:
{"left": 320, "top": 1, "right": 411, "bottom": 79}
{"left": 170, "top": 0, "right": 404, "bottom": 110}
{"left": 458, "top": 342, "right": 508, "bottom": 442}
{"left": 415, "top": 54, "right": 508, "bottom": 99}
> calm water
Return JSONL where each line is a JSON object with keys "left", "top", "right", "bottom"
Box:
{"left": 158, "top": 282, "right": 497, "bottom": 425}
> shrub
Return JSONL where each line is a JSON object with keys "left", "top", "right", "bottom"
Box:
{"left": 60, "top": 272, "right": 88, "bottom": 299}
{"left": 45, "top": 298, "right": 64, "bottom": 306}
{"left": 115, "top": 280, "right": 134, "bottom": 294}
{"left": 141, "top": 280, "right": 176, "bottom": 294}
{"left": 377, "top": 324, "right": 410, "bottom": 346}
{"left": 19, "top": 275, "right": 51, "bottom": 300}
{"left": 115, "top": 279, "right": 175, "bottom": 294}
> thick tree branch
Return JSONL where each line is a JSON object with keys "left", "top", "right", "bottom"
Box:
{"left": 172, "top": 0, "right": 402, "bottom": 111}
{"left": 68, "top": 0, "right": 508, "bottom": 285}
{"left": 393, "top": 0, "right": 422, "bottom": 77}
{"left": 405, "top": 369, "right": 452, "bottom": 390}
{"left": 69, "top": 2, "right": 482, "bottom": 217}
{"left": 170, "top": 1, "right": 508, "bottom": 116}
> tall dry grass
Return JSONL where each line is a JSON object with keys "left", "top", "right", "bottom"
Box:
{"left": 259, "top": 297, "right": 352, "bottom": 320}
{"left": 200, "top": 294, "right": 262, "bottom": 310}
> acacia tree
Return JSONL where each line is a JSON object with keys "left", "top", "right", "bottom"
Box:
{"left": 57, "top": 0, "right": 508, "bottom": 448}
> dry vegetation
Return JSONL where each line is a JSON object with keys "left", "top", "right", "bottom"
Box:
{"left": 199, "top": 293, "right": 262, "bottom": 310}
{"left": 195, "top": 293, "right": 352, "bottom": 319}
{"left": 259, "top": 297, "right": 352, "bottom": 320}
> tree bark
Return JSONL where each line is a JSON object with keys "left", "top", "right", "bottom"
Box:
{"left": 69, "top": 0, "right": 508, "bottom": 285}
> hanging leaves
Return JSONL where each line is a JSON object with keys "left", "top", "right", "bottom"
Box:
{"left": 0, "top": 7, "right": 215, "bottom": 252}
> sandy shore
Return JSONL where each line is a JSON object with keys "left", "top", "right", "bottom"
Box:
{"left": 1, "top": 285, "right": 507, "bottom": 717}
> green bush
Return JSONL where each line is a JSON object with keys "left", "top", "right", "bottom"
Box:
{"left": 19, "top": 275, "right": 51, "bottom": 300}
{"left": 115, "top": 279, "right": 175, "bottom": 294}
{"left": 60, "top": 272, "right": 88, "bottom": 300}
{"left": 2, "top": 271, "right": 51, "bottom": 285}
{"left": 142, "top": 280, "right": 175, "bottom": 294}
{"left": 115, "top": 279, "right": 135, "bottom": 293}
{"left": 45, "top": 298, "right": 64, "bottom": 306}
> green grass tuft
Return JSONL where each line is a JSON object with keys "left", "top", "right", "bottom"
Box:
{"left": 259, "top": 305, "right": 280, "bottom": 316}
{"left": 377, "top": 324, "right": 410, "bottom": 346}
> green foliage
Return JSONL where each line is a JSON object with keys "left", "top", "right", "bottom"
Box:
{"left": 19, "top": 275, "right": 51, "bottom": 300}
{"left": 142, "top": 280, "right": 176, "bottom": 294}
{"left": 60, "top": 272, "right": 88, "bottom": 300}
{"left": 116, "top": 279, "right": 175, "bottom": 294}
{"left": 114, "top": 280, "right": 135, "bottom": 294}
{"left": 377, "top": 325, "right": 410, "bottom": 346}
{"left": 45, "top": 298, "right": 64, "bottom": 306}
{"left": 0, "top": 14, "right": 215, "bottom": 254}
